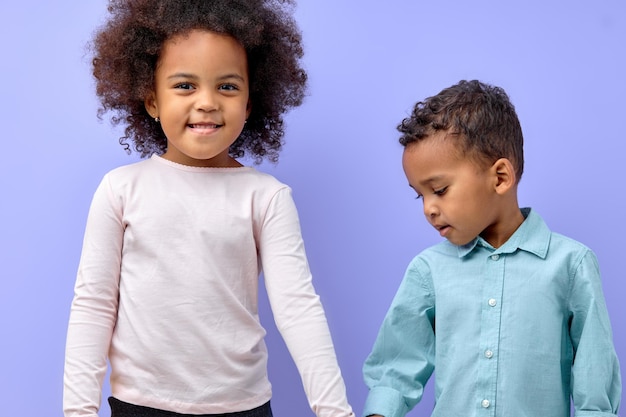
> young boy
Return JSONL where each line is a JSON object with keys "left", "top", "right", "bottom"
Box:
{"left": 362, "top": 80, "right": 621, "bottom": 417}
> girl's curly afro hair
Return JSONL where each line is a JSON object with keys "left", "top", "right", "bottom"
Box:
{"left": 92, "top": 0, "right": 307, "bottom": 163}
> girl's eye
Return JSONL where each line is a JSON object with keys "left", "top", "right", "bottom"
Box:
{"left": 219, "top": 84, "right": 239, "bottom": 91}
{"left": 434, "top": 186, "right": 448, "bottom": 196}
{"left": 414, "top": 193, "right": 423, "bottom": 200}
{"left": 174, "top": 83, "right": 194, "bottom": 90}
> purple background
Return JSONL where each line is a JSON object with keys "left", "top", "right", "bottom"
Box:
{"left": 1, "top": 1, "right": 624, "bottom": 416}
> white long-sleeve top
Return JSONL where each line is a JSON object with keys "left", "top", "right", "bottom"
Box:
{"left": 64, "top": 155, "right": 353, "bottom": 417}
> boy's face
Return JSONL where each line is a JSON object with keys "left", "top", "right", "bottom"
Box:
{"left": 402, "top": 132, "right": 502, "bottom": 246}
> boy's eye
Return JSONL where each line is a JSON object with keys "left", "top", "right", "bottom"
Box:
{"left": 434, "top": 186, "right": 448, "bottom": 196}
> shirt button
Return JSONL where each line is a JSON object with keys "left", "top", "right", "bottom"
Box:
{"left": 485, "top": 350, "right": 493, "bottom": 359}
{"left": 491, "top": 254, "right": 500, "bottom": 261}
{"left": 481, "top": 399, "right": 491, "bottom": 408}
{"left": 488, "top": 298, "right": 497, "bottom": 307}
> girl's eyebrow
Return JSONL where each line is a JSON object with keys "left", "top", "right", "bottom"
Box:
{"left": 218, "top": 73, "right": 246, "bottom": 82}
{"left": 167, "top": 72, "right": 246, "bottom": 82}
{"left": 167, "top": 72, "right": 197, "bottom": 81}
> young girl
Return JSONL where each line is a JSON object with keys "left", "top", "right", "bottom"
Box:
{"left": 63, "top": 1, "right": 354, "bottom": 416}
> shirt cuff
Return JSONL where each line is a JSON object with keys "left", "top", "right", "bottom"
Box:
{"left": 362, "top": 386, "right": 410, "bottom": 417}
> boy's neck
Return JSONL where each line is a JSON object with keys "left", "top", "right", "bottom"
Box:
{"left": 480, "top": 201, "right": 525, "bottom": 249}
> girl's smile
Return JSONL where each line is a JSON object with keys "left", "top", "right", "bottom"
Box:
{"left": 187, "top": 121, "right": 224, "bottom": 137}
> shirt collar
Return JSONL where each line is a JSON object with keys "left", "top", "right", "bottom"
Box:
{"left": 456, "top": 208, "right": 551, "bottom": 259}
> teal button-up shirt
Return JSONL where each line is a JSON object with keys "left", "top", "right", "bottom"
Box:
{"left": 363, "top": 208, "right": 621, "bottom": 417}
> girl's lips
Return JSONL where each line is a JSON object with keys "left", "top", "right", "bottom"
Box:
{"left": 188, "top": 123, "right": 223, "bottom": 135}
{"left": 189, "top": 123, "right": 221, "bottom": 128}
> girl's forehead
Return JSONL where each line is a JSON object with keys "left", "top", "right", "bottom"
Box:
{"left": 163, "top": 29, "right": 237, "bottom": 50}
{"left": 157, "top": 29, "right": 247, "bottom": 69}
{"left": 170, "top": 28, "right": 243, "bottom": 45}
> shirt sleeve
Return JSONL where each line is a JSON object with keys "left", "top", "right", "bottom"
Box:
{"left": 258, "top": 187, "right": 353, "bottom": 417}
{"left": 569, "top": 249, "right": 621, "bottom": 416}
{"left": 63, "top": 175, "right": 123, "bottom": 417}
{"left": 362, "top": 257, "right": 436, "bottom": 417}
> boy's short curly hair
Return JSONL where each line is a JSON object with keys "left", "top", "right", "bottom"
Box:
{"left": 398, "top": 80, "right": 525, "bottom": 182}
{"left": 92, "top": 0, "right": 307, "bottom": 163}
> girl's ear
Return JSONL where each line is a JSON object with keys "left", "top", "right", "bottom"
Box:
{"left": 245, "top": 99, "right": 252, "bottom": 119}
{"left": 144, "top": 92, "right": 158, "bottom": 118}
{"left": 490, "top": 158, "right": 517, "bottom": 195}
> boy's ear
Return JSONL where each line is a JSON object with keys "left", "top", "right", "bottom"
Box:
{"left": 490, "top": 158, "right": 517, "bottom": 195}
{"left": 144, "top": 92, "right": 158, "bottom": 118}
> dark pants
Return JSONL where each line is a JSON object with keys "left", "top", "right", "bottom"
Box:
{"left": 108, "top": 397, "right": 273, "bottom": 417}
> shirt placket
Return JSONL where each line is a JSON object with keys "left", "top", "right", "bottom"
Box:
{"left": 476, "top": 251, "right": 505, "bottom": 416}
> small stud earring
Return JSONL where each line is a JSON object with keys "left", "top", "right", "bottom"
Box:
{"left": 155, "top": 117, "right": 160, "bottom": 123}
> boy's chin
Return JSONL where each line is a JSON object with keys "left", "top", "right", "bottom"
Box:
{"left": 446, "top": 235, "right": 477, "bottom": 246}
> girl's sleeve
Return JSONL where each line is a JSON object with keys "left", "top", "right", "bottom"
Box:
{"left": 362, "top": 258, "right": 436, "bottom": 417}
{"left": 258, "top": 187, "right": 354, "bottom": 417}
{"left": 569, "top": 249, "right": 621, "bottom": 416}
{"left": 63, "top": 175, "right": 123, "bottom": 417}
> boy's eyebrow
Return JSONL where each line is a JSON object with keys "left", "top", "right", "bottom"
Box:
{"left": 417, "top": 175, "right": 446, "bottom": 186}
{"left": 407, "top": 174, "right": 446, "bottom": 192}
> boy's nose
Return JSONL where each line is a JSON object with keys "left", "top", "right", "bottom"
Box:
{"left": 423, "top": 200, "right": 439, "bottom": 218}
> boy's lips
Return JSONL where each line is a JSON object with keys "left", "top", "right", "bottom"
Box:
{"left": 434, "top": 224, "right": 450, "bottom": 236}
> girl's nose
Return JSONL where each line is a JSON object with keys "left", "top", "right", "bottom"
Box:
{"left": 196, "top": 90, "right": 219, "bottom": 112}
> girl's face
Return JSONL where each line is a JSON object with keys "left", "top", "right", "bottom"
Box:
{"left": 145, "top": 30, "right": 251, "bottom": 167}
